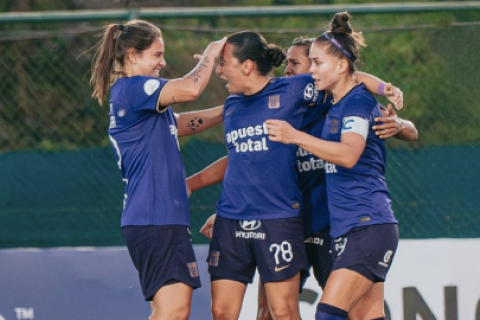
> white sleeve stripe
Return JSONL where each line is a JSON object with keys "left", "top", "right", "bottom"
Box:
{"left": 341, "top": 116, "right": 369, "bottom": 140}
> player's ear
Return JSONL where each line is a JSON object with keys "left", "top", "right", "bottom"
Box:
{"left": 242, "top": 59, "right": 254, "bottom": 75}
{"left": 338, "top": 59, "right": 348, "bottom": 74}
{"left": 127, "top": 50, "right": 138, "bottom": 65}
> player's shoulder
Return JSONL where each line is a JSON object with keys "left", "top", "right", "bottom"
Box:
{"left": 343, "top": 84, "right": 377, "bottom": 106}
{"left": 273, "top": 73, "right": 313, "bottom": 87}
{"left": 114, "top": 76, "right": 167, "bottom": 96}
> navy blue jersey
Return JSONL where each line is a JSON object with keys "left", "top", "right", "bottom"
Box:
{"left": 108, "top": 76, "right": 190, "bottom": 227}
{"left": 217, "top": 74, "right": 326, "bottom": 220}
{"left": 321, "top": 84, "right": 397, "bottom": 238}
{"left": 296, "top": 98, "right": 332, "bottom": 237}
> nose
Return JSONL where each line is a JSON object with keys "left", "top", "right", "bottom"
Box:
{"left": 308, "top": 64, "right": 315, "bottom": 74}
{"left": 284, "top": 64, "right": 293, "bottom": 77}
{"left": 160, "top": 57, "right": 166, "bottom": 68}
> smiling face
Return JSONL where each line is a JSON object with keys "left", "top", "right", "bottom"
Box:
{"left": 308, "top": 42, "right": 343, "bottom": 92}
{"left": 216, "top": 42, "right": 247, "bottom": 94}
{"left": 284, "top": 45, "right": 311, "bottom": 77}
{"left": 129, "top": 36, "right": 166, "bottom": 77}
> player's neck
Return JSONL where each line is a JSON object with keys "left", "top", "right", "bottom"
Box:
{"left": 331, "top": 77, "right": 358, "bottom": 104}
{"left": 244, "top": 76, "right": 271, "bottom": 96}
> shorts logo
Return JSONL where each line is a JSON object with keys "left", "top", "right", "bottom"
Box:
{"left": 239, "top": 220, "right": 262, "bottom": 231}
{"left": 379, "top": 250, "right": 394, "bottom": 268}
{"left": 305, "top": 237, "right": 324, "bottom": 246}
{"left": 334, "top": 237, "right": 347, "bottom": 256}
{"left": 209, "top": 251, "right": 220, "bottom": 267}
{"left": 268, "top": 95, "right": 280, "bottom": 109}
{"left": 187, "top": 262, "right": 199, "bottom": 277}
{"left": 274, "top": 264, "right": 290, "bottom": 272}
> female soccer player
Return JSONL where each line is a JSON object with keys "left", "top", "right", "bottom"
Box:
{"left": 266, "top": 12, "right": 400, "bottom": 320}
{"left": 260, "top": 36, "right": 417, "bottom": 320}
{"left": 207, "top": 30, "right": 314, "bottom": 320}
{"left": 90, "top": 19, "right": 225, "bottom": 320}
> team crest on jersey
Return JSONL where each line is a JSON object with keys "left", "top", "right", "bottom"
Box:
{"left": 331, "top": 119, "right": 340, "bottom": 133}
{"left": 268, "top": 95, "right": 280, "bottom": 109}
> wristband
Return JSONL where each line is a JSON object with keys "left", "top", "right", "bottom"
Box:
{"left": 377, "top": 82, "right": 386, "bottom": 96}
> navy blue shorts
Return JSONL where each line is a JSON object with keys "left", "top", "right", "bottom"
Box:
{"left": 303, "top": 228, "right": 333, "bottom": 289}
{"left": 208, "top": 216, "right": 309, "bottom": 284}
{"left": 122, "top": 225, "right": 201, "bottom": 301}
{"left": 331, "top": 224, "right": 399, "bottom": 282}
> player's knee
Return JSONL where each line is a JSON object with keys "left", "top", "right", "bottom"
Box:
{"left": 149, "top": 305, "right": 190, "bottom": 320}
{"left": 256, "top": 306, "right": 273, "bottom": 320}
{"left": 269, "top": 303, "right": 299, "bottom": 320}
{"left": 211, "top": 304, "right": 237, "bottom": 320}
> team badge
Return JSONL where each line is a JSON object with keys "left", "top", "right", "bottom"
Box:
{"left": 268, "top": 95, "right": 280, "bottom": 109}
{"left": 187, "top": 262, "right": 199, "bottom": 277}
{"left": 331, "top": 119, "right": 339, "bottom": 134}
{"left": 209, "top": 251, "right": 220, "bottom": 267}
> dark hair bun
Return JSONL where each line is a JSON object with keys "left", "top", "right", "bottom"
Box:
{"left": 331, "top": 11, "right": 353, "bottom": 34}
{"left": 267, "top": 45, "right": 287, "bottom": 68}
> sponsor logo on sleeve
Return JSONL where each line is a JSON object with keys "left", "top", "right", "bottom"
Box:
{"left": 304, "top": 83, "right": 315, "bottom": 100}
{"left": 143, "top": 79, "right": 160, "bottom": 96}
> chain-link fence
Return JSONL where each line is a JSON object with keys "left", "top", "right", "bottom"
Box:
{"left": 1, "top": 7, "right": 479, "bottom": 248}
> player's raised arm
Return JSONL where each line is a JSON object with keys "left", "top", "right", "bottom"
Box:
{"left": 158, "top": 38, "right": 226, "bottom": 107}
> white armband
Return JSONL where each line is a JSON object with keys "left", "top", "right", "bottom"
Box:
{"left": 341, "top": 116, "right": 369, "bottom": 140}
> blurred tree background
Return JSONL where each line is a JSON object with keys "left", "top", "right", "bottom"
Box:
{"left": 0, "top": 0, "right": 479, "bottom": 247}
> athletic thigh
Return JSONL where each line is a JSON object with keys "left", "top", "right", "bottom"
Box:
{"left": 331, "top": 224, "right": 399, "bottom": 282}
{"left": 123, "top": 225, "right": 201, "bottom": 301}
{"left": 255, "top": 218, "right": 309, "bottom": 283}
{"left": 348, "top": 282, "right": 385, "bottom": 320}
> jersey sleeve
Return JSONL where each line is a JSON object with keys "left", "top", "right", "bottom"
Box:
{"left": 126, "top": 76, "right": 168, "bottom": 112}
{"left": 286, "top": 74, "right": 318, "bottom": 105}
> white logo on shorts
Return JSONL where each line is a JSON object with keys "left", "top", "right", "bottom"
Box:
{"left": 379, "top": 250, "right": 393, "bottom": 268}
{"left": 334, "top": 237, "right": 347, "bottom": 256}
{"left": 239, "top": 220, "right": 261, "bottom": 231}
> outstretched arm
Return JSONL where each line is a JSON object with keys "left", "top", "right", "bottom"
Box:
{"left": 373, "top": 104, "right": 419, "bottom": 141}
{"left": 353, "top": 71, "right": 403, "bottom": 110}
{"left": 186, "top": 156, "right": 228, "bottom": 195}
{"left": 177, "top": 105, "right": 224, "bottom": 137}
